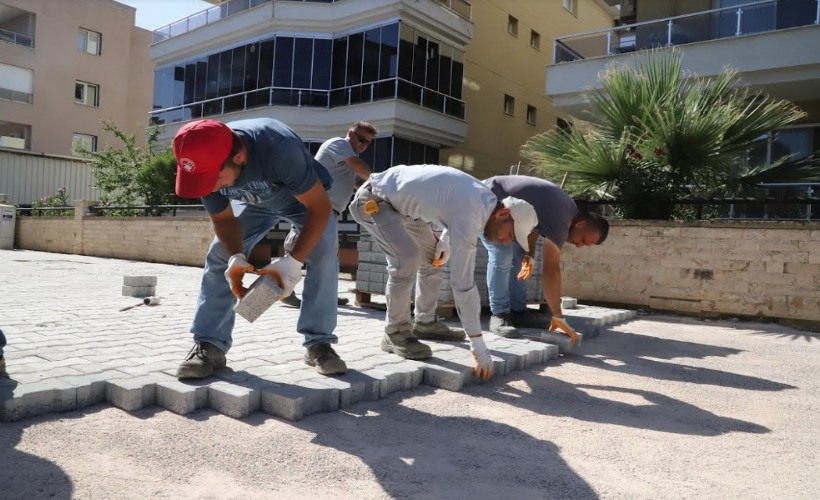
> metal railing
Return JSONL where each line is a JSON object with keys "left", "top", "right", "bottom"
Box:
{"left": 152, "top": 0, "right": 273, "bottom": 44}
{"left": 432, "top": 0, "right": 472, "bottom": 21}
{"left": 0, "top": 87, "right": 33, "bottom": 105}
{"left": 554, "top": 0, "right": 820, "bottom": 63}
{"left": 0, "top": 27, "right": 34, "bottom": 48}
{"left": 148, "top": 77, "right": 466, "bottom": 125}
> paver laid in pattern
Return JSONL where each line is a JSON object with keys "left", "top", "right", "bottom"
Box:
{"left": 0, "top": 249, "right": 634, "bottom": 422}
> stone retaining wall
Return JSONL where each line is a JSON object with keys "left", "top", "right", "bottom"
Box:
{"left": 13, "top": 210, "right": 820, "bottom": 324}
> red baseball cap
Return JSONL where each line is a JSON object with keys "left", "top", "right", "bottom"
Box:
{"left": 173, "top": 119, "right": 233, "bottom": 198}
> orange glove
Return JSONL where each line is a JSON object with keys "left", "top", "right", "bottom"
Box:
{"left": 549, "top": 317, "right": 579, "bottom": 344}
{"left": 517, "top": 255, "right": 534, "bottom": 280}
{"left": 225, "top": 253, "right": 254, "bottom": 299}
{"left": 432, "top": 230, "right": 450, "bottom": 267}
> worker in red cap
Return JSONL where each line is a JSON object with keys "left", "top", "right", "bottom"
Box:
{"left": 172, "top": 118, "right": 346, "bottom": 379}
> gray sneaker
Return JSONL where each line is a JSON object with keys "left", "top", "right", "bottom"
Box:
{"left": 489, "top": 313, "right": 521, "bottom": 338}
{"left": 304, "top": 343, "right": 347, "bottom": 376}
{"left": 281, "top": 291, "right": 301, "bottom": 308}
{"left": 413, "top": 318, "right": 466, "bottom": 341}
{"left": 381, "top": 331, "right": 433, "bottom": 360}
{"left": 0, "top": 356, "right": 8, "bottom": 379}
{"left": 176, "top": 342, "right": 227, "bottom": 379}
{"left": 511, "top": 309, "right": 551, "bottom": 329}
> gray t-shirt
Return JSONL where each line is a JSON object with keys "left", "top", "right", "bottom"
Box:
{"left": 370, "top": 165, "right": 498, "bottom": 335}
{"left": 315, "top": 137, "right": 358, "bottom": 213}
{"left": 484, "top": 175, "right": 578, "bottom": 248}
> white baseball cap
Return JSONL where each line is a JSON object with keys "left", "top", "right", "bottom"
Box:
{"left": 502, "top": 196, "right": 538, "bottom": 252}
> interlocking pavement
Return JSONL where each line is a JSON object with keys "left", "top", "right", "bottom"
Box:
{"left": 0, "top": 249, "right": 634, "bottom": 422}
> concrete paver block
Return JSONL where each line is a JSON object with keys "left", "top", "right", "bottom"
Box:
{"left": 105, "top": 377, "right": 158, "bottom": 411}
{"left": 234, "top": 274, "right": 283, "bottom": 323}
{"left": 122, "top": 285, "right": 156, "bottom": 298}
{"left": 156, "top": 380, "right": 209, "bottom": 415}
{"left": 540, "top": 331, "right": 583, "bottom": 354}
{"left": 314, "top": 371, "right": 381, "bottom": 408}
{"left": 208, "top": 381, "right": 261, "bottom": 419}
{"left": 0, "top": 379, "right": 77, "bottom": 422}
{"left": 422, "top": 361, "right": 469, "bottom": 391}
{"left": 260, "top": 380, "right": 339, "bottom": 421}
{"left": 123, "top": 276, "right": 158, "bottom": 287}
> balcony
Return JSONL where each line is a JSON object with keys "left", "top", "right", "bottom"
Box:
{"left": 0, "top": 5, "right": 35, "bottom": 48}
{"left": 547, "top": 0, "right": 820, "bottom": 114}
{"left": 152, "top": 0, "right": 472, "bottom": 45}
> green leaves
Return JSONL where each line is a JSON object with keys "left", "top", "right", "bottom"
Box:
{"left": 522, "top": 48, "right": 813, "bottom": 219}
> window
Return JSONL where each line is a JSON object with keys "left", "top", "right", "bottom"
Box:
{"left": 563, "top": 0, "right": 577, "bottom": 15}
{"left": 77, "top": 28, "right": 101, "bottom": 55}
{"left": 507, "top": 15, "right": 518, "bottom": 36}
{"left": 0, "top": 63, "right": 34, "bottom": 104}
{"left": 75, "top": 81, "right": 99, "bottom": 106}
{"left": 504, "top": 94, "right": 515, "bottom": 116}
{"left": 530, "top": 30, "right": 540, "bottom": 50}
{"left": 527, "top": 105, "right": 537, "bottom": 125}
{"left": 72, "top": 133, "right": 97, "bottom": 155}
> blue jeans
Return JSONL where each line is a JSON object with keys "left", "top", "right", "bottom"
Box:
{"left": 191, "top": 200, "right": 339, "bottom": 352}
{"left": 480, "top": 234, "right": 526, "bottom": 316}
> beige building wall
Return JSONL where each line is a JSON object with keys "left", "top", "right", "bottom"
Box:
{"left": 443, "top": 0, "right": 614, "bottom": 179}
{"left": 0, "top": 0, "right": 153, "bottom": 156}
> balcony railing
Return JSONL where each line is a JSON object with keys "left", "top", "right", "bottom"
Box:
{"left": 0, "top": 27, "right": 34, "bottom": 48}
{"left": 148, "top": 77, "right": 466, "bottom": 125}
{"left": 432, "top": 0, "right": 472, "bottom": 21}
{"left": 0, "top": 87, "right": 33, "bottom": 105}
{"left": 152, "top": 0, "right": 273, "bottom": 44}
{"left": 554, "top": 0, "right": 820, "bottom": 63}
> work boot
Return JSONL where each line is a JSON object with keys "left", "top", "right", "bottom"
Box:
{"left": 337, "top": 297, "right": 350, "bottom": 306}
{"left": 511, "top": 309, "right": 551, "bottom": 329}
{"left": 176, "top": 342, "right": 226, "bottom": 379}
{"left": 281, "top": 291, "right": 301, "bottom": 308}
{"left": 304, "top": 343, "right": 347, "bottom": 376}
{"left": 381, "top": 331, "right": 433, "bottom": 360}
{"left": 413, "top": 317, "right": 466, "bottom": 341}
{"left": 489, "top": 312, "right": 521, "bottom": 338}
{"left": 0, "top": 356, "right": 8, "bottom": 378}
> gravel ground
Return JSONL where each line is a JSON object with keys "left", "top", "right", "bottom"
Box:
{"left": 1, "top": 315, "right": 818, "bottom": 500}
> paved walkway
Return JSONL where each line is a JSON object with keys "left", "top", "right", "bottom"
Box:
{"left": 0, "top": 249, "right": 633, "bottom": 422}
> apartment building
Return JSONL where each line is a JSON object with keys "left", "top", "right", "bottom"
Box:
{"left": 147, "top": 0, "right": 614, "bottom": 178}
{"left": 547, "top": 0, "right": 820, "bottom": 167}
{"left": 0, "top": 0, "right": 153, "bottom": 156}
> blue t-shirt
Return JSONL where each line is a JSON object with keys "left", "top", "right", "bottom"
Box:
{"left": 201, "top": 118, "right": 332, "bottom": 214}
{"left": 484, "top": 175, "right": 578, "bottom": 248}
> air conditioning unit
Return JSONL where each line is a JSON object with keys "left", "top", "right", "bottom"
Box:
{"left": 0, "top": 136, "right": 26, "bottom": 149}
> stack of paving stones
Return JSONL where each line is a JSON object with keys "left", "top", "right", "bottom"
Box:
{"left": 0, "top": 253, "right": 634, "bottom": 424}
{"left": 355, "top": 234, "right": 546, "bottom": 306}
{"left": 122, "top": 276, "right": 157, "bottom": 297}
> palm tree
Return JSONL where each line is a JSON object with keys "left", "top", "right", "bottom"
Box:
{"left": 521, "top": 49, "right": 818, "bottom": 219}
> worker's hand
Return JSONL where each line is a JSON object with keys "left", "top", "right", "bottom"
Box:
{"left": 257, "top": 254, "right": 303, "bottom": 298}
{"left": 517, "top": 255, "right": 534, "bottom": 280}
{"left": 432, "top": 230, "right": 451, "bottom": 267}
{"left": 549, "top": 317, "right": 579, "bottom": 344}
{"left": 468, "top": 334, "right": 494, "bottom": 381}
{"left": 225, "top": 253, "right": 254, "bottom": 299}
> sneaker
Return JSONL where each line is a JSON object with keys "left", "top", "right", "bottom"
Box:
{"left": 489, "top": 313, "right": 521, "bottom": 338}
{"left": 176, "top": 342, "right": 227, "bottom": 379}
{"left": 511, "top": 309, "right": 550, "bottom": 329}
{"left": 0, "top": 356, "right": 8, "bottom": 379}
{"left": 337, "top": 297, "right": 350, "bottom": 306}
{"left": 413, "top": 318, "right": 466, "bottom": 341}
{"left": 304, "top": 343, "right": 348, "bottom": 375}
{"left": 281, "top": 291, "right": 301, "bottom": 308}
{"left": 381, "top": 331, "right": 433, "bottom": 360}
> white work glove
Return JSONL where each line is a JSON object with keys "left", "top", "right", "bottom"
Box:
{"left": 225, "top": 253, "right": 254, "bottom": 299}
{"left": 284, "top": 226, "right": 299, "bottom": 253}
{"left": 432, "top": 230, "right": 451, "bottom": 267}
{"left": 468, "top": 334, "right": 494, "bottom": 381}
{"left": 549, "top": 317, "right": 579, "bottom": 345}
{"left": 517, "top": 255, "right": 534, "bottom": 280}
{"left": 257, "top": 254, "right": 304, "bottom": 298}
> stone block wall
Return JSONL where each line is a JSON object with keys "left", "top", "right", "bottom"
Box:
{"left": 560, "top": 220, "right": 820, "bottom": 323}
